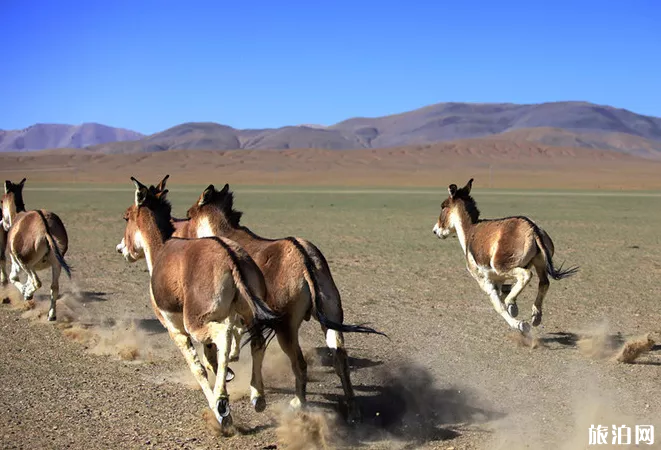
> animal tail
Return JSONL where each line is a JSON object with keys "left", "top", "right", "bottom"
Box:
{"left": 287, "top": 237, "right": 388, "bottom": 338}
{"left": 533, "top": 230, "right": 578, "bottom": 281}
{"left": 35, "top": 210, "right": 71, "bottom": 279}
{"left": 214, "top": 238, "right": 280, "bottom": 348}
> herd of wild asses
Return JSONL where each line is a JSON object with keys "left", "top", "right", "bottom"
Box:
{"left": 0, "top": 175, "right": 578, "bottom": 432}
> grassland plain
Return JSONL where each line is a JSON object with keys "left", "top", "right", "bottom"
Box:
{"left": 1, "top": 183, "right": 660, "bottom": 450}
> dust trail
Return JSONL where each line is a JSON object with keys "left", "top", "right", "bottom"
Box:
{"left": 577, "top": 322, "right": 655, "bottom": 363}
{"left": 258, "top": 359, "right": 499, "bottom": 449}
{"left": 1, "top": 282, "right": 175, "bottom": 363}
{"left": 275, "top": 405, "right": 335, "bottom": 450}
{"left": 507, "top": 331, "right": 547, "bottom": 350}
{"left": 613, "top": 334, "right": 655, "bottom": 363}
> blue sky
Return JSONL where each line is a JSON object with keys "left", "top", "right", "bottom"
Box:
{"left": 1, "top": 1, "right": 659, "bottom": 134}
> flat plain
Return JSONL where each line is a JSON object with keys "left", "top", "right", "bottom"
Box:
{"left": 1, "top": 178, "right": 660, "bottom": 450}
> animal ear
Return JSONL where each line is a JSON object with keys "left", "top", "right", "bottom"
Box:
{"left": 4, "top": 181, "right": 10, "bottom": 193}
{"left": 220, "top": 183, "right": 229, "bottom": 195}
{"left": 156, "top": 174, "right": 169, "bottom": 192}
{"left": 448, "top": 184, "right": 458, "bottom": 198}
{"left": 130, "top": 176, "right": 147, "bottom": 191}
{"left": 131, "top": 177, "right": 149, "bottom": 206}
{"left": 464, "top": 178, "right": 474, "bottom": 193}
{"left": 155, "top": 189, "right": 169, "bottom": 200}
{"left": 198, "top": 184, "right": 215, "bottom": 206}
{"left": 19, "top": 178, "right": 26, "bottom": 187}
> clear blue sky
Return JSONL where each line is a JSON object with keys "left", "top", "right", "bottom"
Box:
{"left": 1, "top": 1, "right": 659, "bottom": 134}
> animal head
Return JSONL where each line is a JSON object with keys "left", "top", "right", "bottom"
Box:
{"left": 2, "top": 178, "right": 26, "bottom": 231}
{"left": 116, "top": 176, "right": 172, "bottom": 263}
{"left": 185, "top": 183, "right": 242, "bottom": 236}
{"left": 432, "top": 178, "right": 479, "bottom": 239}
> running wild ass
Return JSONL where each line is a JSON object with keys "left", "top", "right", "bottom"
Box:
{"left": 149, "top": 175, "right": 241, "bottom": 382}
{"left": 182, "top": 182, "right": 386, "bottom": 423}
{"left": 2, "top": 178, "right": 71, "bottom": 320}
{"left": 432, "top": 179, "right": 578, "bottom": 333}
{"left": 116, "top": 177, "right": 280, "bottom": 429}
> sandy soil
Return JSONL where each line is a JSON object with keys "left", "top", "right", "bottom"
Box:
{"left": 1, "top": 148, "right": 660, "bottom": 449}
{"left": 2, "top": 139, "right": 661, "bottom": 190}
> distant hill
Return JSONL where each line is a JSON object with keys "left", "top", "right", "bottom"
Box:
{"left": 0, "top": 123, "right": 144, "bottom": 152}
{"left": 3, "top": 101, "right": 661, "bottom": 157}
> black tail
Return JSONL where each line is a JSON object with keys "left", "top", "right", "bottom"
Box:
{"left": 533, "top": 231, "right": 578, "bottom": 281}
{"left": 35, "top": 210, "right": 71, "bottom": 279}
{"left": 287, "top": 237, "right": 388, "bottom": 338}
{"left": 212, "top": 236, "right": 281, "bottom": 349}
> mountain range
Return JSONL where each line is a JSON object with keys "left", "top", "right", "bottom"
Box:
{"left": 2, "top": 101, "right": 661, "bottom": 157}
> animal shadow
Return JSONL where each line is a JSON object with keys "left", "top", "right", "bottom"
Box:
{"left": 318, "top": 362, "right": 504, "bottom": 448}
{"left": 540, "top": 331, "right": 579, "bottom": 347}
{"left": 135, "top": 318, "right": 167, "bottom": 335}
{"left": 311, "top": 346, "right": 383, "bottom": 370}
{"left": 78, "top": 290, "right": 109, "bottom": 303}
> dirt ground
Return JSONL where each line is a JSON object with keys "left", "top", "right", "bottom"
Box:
{"left": 2, "top": 138, "right": 661, "bottom": 190}
{"left": 1, "top": 152, "right": 661, "bottom": 449}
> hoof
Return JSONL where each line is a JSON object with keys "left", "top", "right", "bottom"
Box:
{"left": 229, "top": 355, "right": 239, "bottom": 363}
{"left": 225, "top": 368, "right": 235, "bottom": 383}
{"left": 218, "top": 412, "right": 233, "bottom": 430}
{"left": 216, "top": 397, "right": 231, "bottom": 418}
{"left": 507, "top": 303, "right": 519, "bottom": 318}
{"left": 518, "top": 321, "right": 531, "bottom": 335}
{"left": 48, "top": 315, "right": 56, "bottom": 322}
{"left": 252, "top": 396, "right": 266, "bottom": 413}
{"left": 2, "top": 297, "right": 10, "bottom": 304}
{"left": 531, "top": 313, "right": 542, "bottom": 327}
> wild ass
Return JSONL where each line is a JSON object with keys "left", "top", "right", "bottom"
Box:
{"left": 2, "top": 178, "right": 71, "bottom": 320}
{"left": 149, "top": 175, "right": 241, "bottom": 381}
{"left": 116, "top": 177, "right": 280, "bottom": 429}
{"left": 181, "top": 182, "right": 386, "bottom": 423}
{"left": 432, "top": 179, "right": 578, "bottom": 333}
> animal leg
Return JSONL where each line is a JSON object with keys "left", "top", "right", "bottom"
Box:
{"left": 48, "top": 263, "right": 61, "bottom": 321}
{"left": 203, "top": 343, "right": 218, "bottom": 376}
{"left": 249, "top": 333, "right": 267, "bottom": 412}
{"left": 23, "top": 270, "right": 41, "bottom": 300}
{"left": 9, "top": 255, "right": 24, "bottom": 297}
{"left": 208, "top": 321, "right": 234, "bottom": 427}
{"left": 322, "top": 324, "right": 362, "bottom": 424}
{"left": 480, "top": 278, "right": 530, "bottom": 333}
{"left": 276, "top": 327, "right": 308, "bottom": 410}
{"left": 532, "top": 262, "right": 550, "bottom": 327}
{"left": 0, "top": 257, "right": 6, "bottom": 286}
{"left": 502, "top": 268, "right": 532, "bottom": 319}
{"left": 229, "top": 314, "right": 244, "bottom": 362}
{"left": 168, "top": 328, "right": 215, "bottom": 409}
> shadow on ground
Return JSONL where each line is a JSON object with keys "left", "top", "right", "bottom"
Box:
{"left": 299, "top": 360, "right": 505, "bottom": 448}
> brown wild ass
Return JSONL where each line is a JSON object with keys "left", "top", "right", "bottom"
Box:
{"left": 432, "top": 179, "right": 578, "bottom": 333}
{"left": 2, "top": 178, "right": 71, "bottom": 320}
{"left": 180, "top": 182, "right": 386, "bottom": 423}
{"left": 149, "top": 175, "right": 241, "bottom": 382}
{"left": 116, "top": 177, "right": 280, "bottom": 429}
